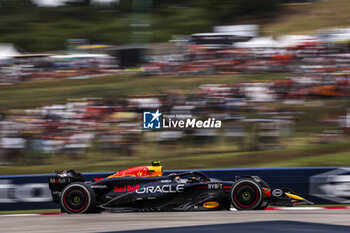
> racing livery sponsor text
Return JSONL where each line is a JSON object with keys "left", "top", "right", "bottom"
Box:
{"left": 136, "top": 184, "right": 185, "bottom": 194}
{"left": 203, "top": 201, "right": 219, "bottom": 208}
{"left": 114, "top": 185, "right": 140, "bottom": 192}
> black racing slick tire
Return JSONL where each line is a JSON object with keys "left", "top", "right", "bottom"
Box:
{"left": 60, "top": 182, "right": 96, "bottom": 214}
{"left": 230, "top": 178, "right": 264, "bottom": 210}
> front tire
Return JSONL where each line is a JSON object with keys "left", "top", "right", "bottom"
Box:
{"left": 230, "top": 178, "right": 263, "bottom": 210}
{"left": 60, "top": 182, "right": 95, "bottom": 214}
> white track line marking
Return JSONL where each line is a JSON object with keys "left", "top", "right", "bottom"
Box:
{"left": 269, "top": 207, "right": 323, "bottom": 210}
{"left": 1, "top": 207, "right": 350, "bottom": 216}
{"left": 2, "top": 214, "right": 39, "bottom": 217}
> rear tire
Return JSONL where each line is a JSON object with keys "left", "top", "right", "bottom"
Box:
{"left": 230, "top": 178, "right": 263, "bottom": 210}
{"left": 60, "top": 182, "right": 95, "bottom": 214}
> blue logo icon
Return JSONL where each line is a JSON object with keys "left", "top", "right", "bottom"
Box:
{"left": 143, "top": 110, "right": 162, "bottom": 129}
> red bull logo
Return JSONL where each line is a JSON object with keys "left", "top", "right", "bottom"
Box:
{"left": 114, "top": 185, "right": 140, "bottom": 193}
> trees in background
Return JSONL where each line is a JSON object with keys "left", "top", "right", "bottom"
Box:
{"left": 0, "top": 0, "right": 280, "bottom": 51}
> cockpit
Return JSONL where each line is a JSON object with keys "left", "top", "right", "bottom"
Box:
{"left": 169, "top": 171, "right": 211, "bottom": 183}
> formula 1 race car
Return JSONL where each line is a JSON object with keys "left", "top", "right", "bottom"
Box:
{"left": 48, "top": 161, "right": 313, "bottom": 214}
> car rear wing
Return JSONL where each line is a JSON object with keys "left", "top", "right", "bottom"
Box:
{"left": 48, "top": 170, "right": 84, "bottom": 203}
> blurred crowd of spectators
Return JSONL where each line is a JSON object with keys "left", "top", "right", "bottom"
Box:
{"left": 143, "top": 41, "right": 350, "bottom": 76}
{"left": 0, "top": 76, "right": 349, "bottom": 165}
{"left": 0, "top": 54, "right": 117, "bottom": 84}
{"left": 1, "top": 33, "right": 350, "bottom": 165}
{"left": 3, "top": 36, "right": 350, "bottom": 84}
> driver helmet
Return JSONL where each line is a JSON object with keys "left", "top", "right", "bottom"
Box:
{"left": 151, "top": 161, "right": 161, "bottom": 166}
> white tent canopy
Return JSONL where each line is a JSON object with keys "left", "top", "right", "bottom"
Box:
{"left": 0, "top": 44, "right": 21, "bottom": 60}
{"left": 50, "top": 54, "right": 112, "bottom": 60}
{"left": 278, "top": 35, "right": 320, "bottom": 47}
{"left": 234, "top": 37, "right": 280, "bottom": 48}
{"left": 234, "top": 35, "right": 322, "bottom": 49}
{"left": 326, "top": 33, "right": 350, "bottom": 43}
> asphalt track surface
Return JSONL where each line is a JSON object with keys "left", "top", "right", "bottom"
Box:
{"left": 1, "top": 209, "right": 350, "bottom": 233}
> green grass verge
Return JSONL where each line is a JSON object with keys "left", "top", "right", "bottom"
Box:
{"left": 263, "top": 151, "right": 350, "bottom": 168}
{"left": 262, "top": 0, "right": 350, "bottom": 36}
{"left": 1, "top": 142, "right": 349, "bottom": 175}
{"left": 0, "top": 209, "right": 59, "bottom": 215}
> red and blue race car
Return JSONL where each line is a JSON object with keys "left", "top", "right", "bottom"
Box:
{"left": 48, "top": 161, "right": 313, "bottom": 214}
